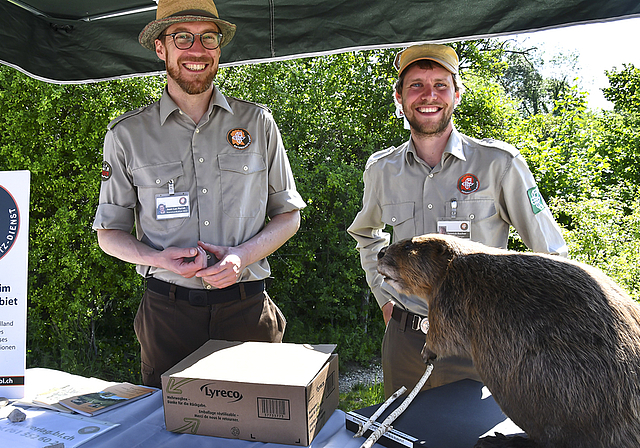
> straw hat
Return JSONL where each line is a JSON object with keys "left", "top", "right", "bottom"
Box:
{"left": 394, "top": 44, "right": 459, "bottom": 76}
{"left": 139, "top": 0, "right": 236, "bottom": 51}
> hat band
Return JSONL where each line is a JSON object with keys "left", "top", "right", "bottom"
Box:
{"left": 168, "top": 9, "right": 219, "bottom": 19}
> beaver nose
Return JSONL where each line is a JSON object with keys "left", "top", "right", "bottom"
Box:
{"left": 377, "top": 247, "right": 386, "bottom": 260}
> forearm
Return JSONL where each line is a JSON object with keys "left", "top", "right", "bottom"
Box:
{"left": 97, "top": 229, "right": 160, "bottom": 266}
{"left": 97, "top": 228, "right": 203, "bottom": 277}
{"left": 235, "top": 210, "right": 301, "bottom": 267}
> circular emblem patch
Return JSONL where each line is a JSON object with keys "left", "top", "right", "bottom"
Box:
{"left": 227, "top": 128, "right": 252, "bottom": 150}
{"left": 101, "top": 161, "right": 112, "bottom": 181}
{"left": 0, "top": 185, "right": 20, "bottom": 261}
{"left": 458, "top": 173, "right": 479, "bottom": 194}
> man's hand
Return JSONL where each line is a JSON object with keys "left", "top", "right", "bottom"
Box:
{"left": 157, "top": 246, "right": 208, "bottom": 278}
{"left": 96, "top": 229, "right": 207, "bottom": 279}
{"left": 195, "top": 241, "right": 243, "bottom": 289}
{"left": 382, "top": 301, "right": 394, "bottom": 326}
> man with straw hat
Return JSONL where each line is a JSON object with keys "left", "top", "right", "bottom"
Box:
{"left": 348, "top": 44, "right": 567, "bottom": 398}
{"left": 93, "top": 0, "right": 306, "bottom": 388}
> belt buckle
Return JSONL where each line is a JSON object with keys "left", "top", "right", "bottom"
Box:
{"left": 411, "top": 315, "right": 429, "bottom": 334}
{"left": 189, "top": 290, "right": 208, "bottom": 307}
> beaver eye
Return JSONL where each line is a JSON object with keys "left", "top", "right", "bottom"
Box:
{"left": 404, "top": 242, "right": 412, "bottom": 251}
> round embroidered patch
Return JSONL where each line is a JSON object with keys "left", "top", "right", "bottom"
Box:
{"left": 458, "top": 173, "right": 479, "bottom": 194}
{"left": 101, "top": 161, "right": 112, "bottom": 181}
{"left": 227, "top": 128, "right": 252, "bottom": 149}
{"left": 0, "top": 185, "right": 20, "bottom": 261}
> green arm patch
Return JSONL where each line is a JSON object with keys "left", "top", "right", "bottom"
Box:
{"left": 527, "top": 186, "right": 547, "bottom": 214}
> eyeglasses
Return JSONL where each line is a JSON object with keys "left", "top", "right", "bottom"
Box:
{"left": 162, "top": 32, "right": 223, "bottom": 50}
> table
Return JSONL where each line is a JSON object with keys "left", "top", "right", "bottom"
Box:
{"left": 7, "top": 368, "right": 384, "bottom": 448}
{"left": 6, "top": 368, "right": 522, "bottom": 448}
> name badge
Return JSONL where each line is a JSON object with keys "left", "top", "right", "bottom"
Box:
{"left": 156, "top": 192, "right": 190, "bottom": 220}
{"left": 437, "top": 220, "right": 471, "bottom": 239}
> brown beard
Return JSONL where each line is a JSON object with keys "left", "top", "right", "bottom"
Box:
{"left": 166, "top": 57, "right": 217, "bottom": 95}
{"left": 404, "top": 101, "right": 454, "bottom": 138}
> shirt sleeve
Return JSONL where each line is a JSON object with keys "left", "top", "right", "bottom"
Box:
{"left": 498, "top": 154, "right": 568, "bottom": 257}
{"left": 347, "top": 166, "right": 395, "bottom": 308}
{"left": 92, "top": 129, "right": 136, "bottom": 232}
{"left": 264, "top": 113, "right": 307, "bottom": 218}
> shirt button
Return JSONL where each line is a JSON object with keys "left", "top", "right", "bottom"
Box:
{"left": 155, "top": 179, "right": 161, "bottom": 184}
{"left": 202, "top": 188, "right": 208, "bottom": 194}
{"left": 195, "top": 128, "right": 200, "bottom": 134}
{"left": 469, "top": 214, "right": 475, "bottom": 220}
{"left": 429, "top": 174, "right": 434, "bottom": 178}
{"left": 204, "top": 220, "right": 210, "bottom": 226}
{"left": 205, "top": 284, "right": 212, "bottom": 290}
{"left": 243, "top": 165, "right": 249, "bottom": 171}
{"left": 391, "top": 217, "right": 397, "bottom": 223}
{"left": 427, "top": 204, "right": 433, "bottom": 209}
{"left": 199, "top": 158, "right": 205, "bottom": 163}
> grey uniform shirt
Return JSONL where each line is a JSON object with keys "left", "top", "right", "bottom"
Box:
{"left": 93, "top": 86, "right": 306, "bottom": 289}
{"left": 348, "top": 128, "right": 567, "bottom": 315}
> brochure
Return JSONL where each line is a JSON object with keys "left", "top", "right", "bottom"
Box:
{"left": 58, "top": 383, "right": 156, "bottom": 416}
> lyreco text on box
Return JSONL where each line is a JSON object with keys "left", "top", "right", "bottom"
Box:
{"left": 161, "top": 340, "right": 339, "bottom": 446}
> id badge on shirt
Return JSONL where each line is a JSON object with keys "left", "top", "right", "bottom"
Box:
{"left": 437, "top": 220, "right": 471, "bottom": 239}
{"left": 156, "top": 192, "right": 190, "bottom": 220}
{"left": 437, "top": 198, "right": 470, "bottom": 238}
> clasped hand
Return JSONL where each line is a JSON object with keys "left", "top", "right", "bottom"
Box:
{"left": 161, "top": 241, "right": 243, "bottom": 289}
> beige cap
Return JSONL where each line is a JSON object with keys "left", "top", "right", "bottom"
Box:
{"left": 394, "top": 44, "right": 459, "bottom": 76}
{"left": 139, "top": 0, "right": 236, "bottom": 51}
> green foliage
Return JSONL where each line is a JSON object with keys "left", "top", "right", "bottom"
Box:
{"left": 0, "top": 39, "right": 638, "bottom": 386}
{"left": 554, "top": 197, "right": 640, "bottom": 300}
{"left": 0, "top": 66, "right": 163, "bottom": 381}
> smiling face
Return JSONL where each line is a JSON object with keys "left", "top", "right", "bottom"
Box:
{"left": 155, "top": 21, "right": 221, "bottom": 96}
{"left": 395, "top": 63, "right": 460, "bottom": 139}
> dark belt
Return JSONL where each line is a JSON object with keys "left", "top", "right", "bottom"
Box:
{"left": 391, "top": 306, "right": 430, "bottom": 334}
{"left": 146, "top": 277, "right": 265, "bottom": 306}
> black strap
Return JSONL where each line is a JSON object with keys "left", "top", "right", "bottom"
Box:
{"left": 391, "top": 306, "right": 428, "bottom": 333}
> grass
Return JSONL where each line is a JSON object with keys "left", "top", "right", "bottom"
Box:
{"left": 338, "top": 381, "right": 385, "bottom": 413}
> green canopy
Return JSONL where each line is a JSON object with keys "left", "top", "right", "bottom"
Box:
{"left": 2, "top": 0, "right": 640, "bottom": 84}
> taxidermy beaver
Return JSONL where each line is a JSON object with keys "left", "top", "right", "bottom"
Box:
{"left": 377, "top": 234, "right": 640, "bottom": 448}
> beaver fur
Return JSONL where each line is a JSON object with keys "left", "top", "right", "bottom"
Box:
{"left": 377, "top": 234, "right": 640, "bottom": 448}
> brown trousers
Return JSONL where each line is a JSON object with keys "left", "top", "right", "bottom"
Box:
{"left": 381, "top": 314, "right": 482, "bottom": 398}
{"left": 134, "top": 286, "right": 286, "bottom": 388}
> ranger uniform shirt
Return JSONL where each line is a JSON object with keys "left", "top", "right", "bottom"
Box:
{"left": 93, "top": 86, "right": 306, "bottom": 289}
{"left": 348, "top": 128, "right": 567, "bottom": 315}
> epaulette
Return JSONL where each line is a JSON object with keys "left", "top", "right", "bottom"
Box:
{"left": 107, "top": 107, "right": 145, "bottom": 131}
{"left": 226, "top": 95, "right": 272, "bottom": 114}
{"left": 475, "top": 137, "right": 520, "bottom": 157}
{"left": 365, "top": 146, "right": 397, "bottom": 170}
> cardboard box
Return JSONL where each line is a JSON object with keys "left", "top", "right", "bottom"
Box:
{"left": 161, "top": 340, "right": 338, "bottom": 446}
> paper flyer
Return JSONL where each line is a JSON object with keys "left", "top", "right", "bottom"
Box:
{"left": 0, "top": 407, "right": 118, "bottom": 447}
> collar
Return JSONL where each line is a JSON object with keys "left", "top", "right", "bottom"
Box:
{"left": 405, "top": 126, "right": 467, "bottom": 165}
{"left": 159, "top": 85, "right": 234, "bottom": 125}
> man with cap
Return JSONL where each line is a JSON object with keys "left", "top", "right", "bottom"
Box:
{"left": 348, "top": 44, "right": 567, "bottom": 398}
{"left": 93, "top": 0, "right": 306, "bottom": 388}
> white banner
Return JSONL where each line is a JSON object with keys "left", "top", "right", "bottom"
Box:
{"left": 0, "top": 170, "right": 30, "bottom": 399}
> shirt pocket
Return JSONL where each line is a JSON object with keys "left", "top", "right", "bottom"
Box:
{"left": 218, "top": 153, "right": 267, "bottom": 218}
{"left": 381, "top": 202, "right": 416, "bottom": 240}
{"left": 131, "top": 161, "right": 187, "bottom": 231}
{"left": 455, "top": 198, "right": 496, "bottom": 223}
{"left": 455, "top": 198, "right": 505, "bottom": 243}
